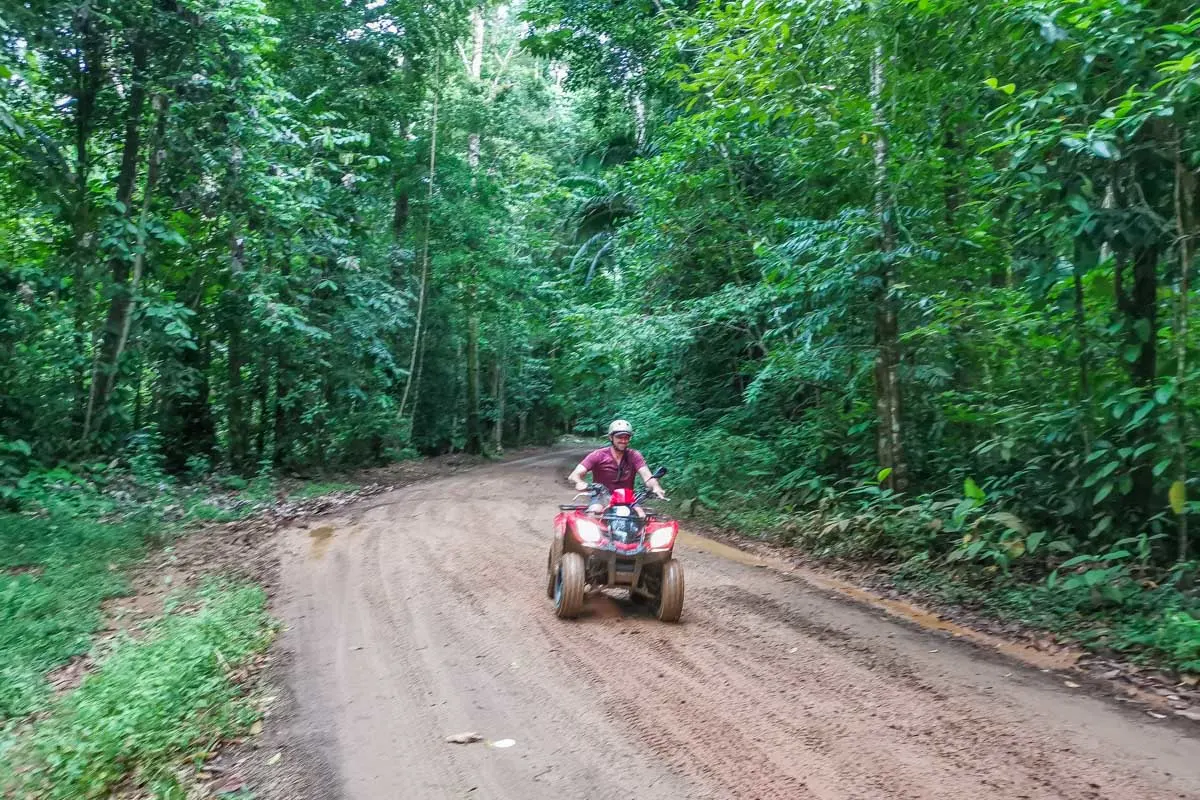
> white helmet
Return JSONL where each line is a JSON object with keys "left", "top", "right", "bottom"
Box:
{"left": 607, "top": 419, "right": 634, "bottom": 438}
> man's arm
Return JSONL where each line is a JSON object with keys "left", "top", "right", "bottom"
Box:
{"left": 637, "top": 464, "right": 667, "bottom": 499}
{"left": 568, "top": 462, "right": 590, "bottom": 491}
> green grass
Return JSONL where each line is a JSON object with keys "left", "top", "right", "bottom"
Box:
{"left": 0, "top": 468, "right": 359, "bottom": 721}
{"left": 0, "top": 460, "right": 360, "bottom": 798}
{"left": 0, "top": 581, "right": 275, "bottom": 799}
{"left": 0, "top": 464, "right": 357, "bottom": 794}
{"left": 0, "top": 513, "right": 147, "bottom": 717}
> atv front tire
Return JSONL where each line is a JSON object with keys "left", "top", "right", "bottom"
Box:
{"left": 656, "top": 559, "right": 684, "bottom": 623}
{"left": 554, "top": 552, "right": 586, "bottom": 619}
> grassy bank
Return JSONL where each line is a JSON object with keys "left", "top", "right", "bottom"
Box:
{"left": 0, "top": 460, "right": 346, "bottom": 797}
{"left": 1, "top": 582, "right": 274, "bottom": 798}
{"left": 0, "top": 513, "right": 148, "bottom": 717}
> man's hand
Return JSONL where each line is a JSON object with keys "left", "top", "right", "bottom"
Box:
{"left": 653, "top": 487, "right": 668, "bottom": 500}
{"left": 575, "top": 480, "right": 589, "bottom": 492}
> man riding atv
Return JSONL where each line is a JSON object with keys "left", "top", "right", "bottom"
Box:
{"left": 568, "top": 420, "right": 667, "bottom": 514}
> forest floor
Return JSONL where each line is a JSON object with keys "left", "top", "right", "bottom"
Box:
{"left": 197, "top": 447, "right": 1200, "bottom": 800}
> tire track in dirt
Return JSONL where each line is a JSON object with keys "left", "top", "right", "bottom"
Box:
{"left": 271, "top": 453, "right": 1200, "bottom": 800}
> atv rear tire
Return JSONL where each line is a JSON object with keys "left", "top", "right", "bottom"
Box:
{"left": 656, "top": 559, "right": 684, "bottom": 623}
{"left": 545, "top": 546, "right": 557, "bottom": 599}
{"left": 554, "top": 552, "right": 586, "bottom": 619}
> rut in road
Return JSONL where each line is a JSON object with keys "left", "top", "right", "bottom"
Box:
{"left": 266, "top": 452, "right": 1200, "bottom": 800}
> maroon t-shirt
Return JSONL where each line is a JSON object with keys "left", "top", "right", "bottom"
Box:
{"left": 580, "top": 447, "right": 646, "bottom": 491}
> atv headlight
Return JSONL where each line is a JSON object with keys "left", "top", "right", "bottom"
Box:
{"left": 575, "top": 519, "right": 603, "bottom": 545}
{"left": 648, "top": 526, "right": 676, "bottom": 550}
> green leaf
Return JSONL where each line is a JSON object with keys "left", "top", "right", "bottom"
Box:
{"left": 1130, "top": 401, "right": 1155, "bottom": 426}
{"left": 1094, "top": 483, "right": 1115, "bottom": 504}
{"left": 1090, "top": 140, "right": 1119, "bottom": 160}
{"left": 876, "top": 467, "right": 892, "bottom": 484}
{"left": 1084, "top": 460, "right": 1119, "bottom": 488}
{"left": 1026, "top": 530, "right": 1046, "bottom": 554}
{"left": 1, "top": 439, "right": 32, "bottom": 456}
{"left": 984, "top": 77, "right": 999, "bottom": 90}
{"left": 963, "top": 477, "right": 986, "bottom": 502}
{"left": 985, "top": 511, "right": 1028, "bottom": 534}
{"left": 1001, "top": 83, "right": 1016, "bottom": 95}
{"left": 1169, "top": 481, "right": 1187, "bottom": 514}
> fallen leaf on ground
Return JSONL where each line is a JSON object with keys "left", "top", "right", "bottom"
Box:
{"left": 1064, "top": 681, "right": 1080, "bottom": 688}
{"left": 213, "top": 775, "right": 246, "bottom": 795}
{"left": 491, "top": 739, "right": 516, "bottom": 748}
{"left": 250, "top": 721, "right": 263, "bottom": 736}
{"left": 445, "top": 732, "right": 483, "bottom": 744}
{"left": 266, "top": 752, "right": 282, "bottom": 765}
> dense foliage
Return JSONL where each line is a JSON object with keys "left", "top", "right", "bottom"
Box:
{"left": 0, "top": 0, "right": 581, "bottom": 478}
{"left": 525, "top": 0, "right": 1199, "bottom": 574}
{"left": 2, "top": 1, "right": 1198, "bottom": 658}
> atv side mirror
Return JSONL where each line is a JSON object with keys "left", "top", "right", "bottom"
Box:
{"left": 652, "top": 466, "right": 667, "bottom": 479}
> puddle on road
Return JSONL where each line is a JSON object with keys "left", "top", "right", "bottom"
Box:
{"left": 677, "top": 529, "right": 1077, "bottom": 672}
{"left": 309, "top": 525, "right": 336, "bottom": 559}
{"left": 677, "top": 531, "right": 770, "bottom": 568}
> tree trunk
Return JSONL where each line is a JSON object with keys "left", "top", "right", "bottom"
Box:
{"left": 466, "top": 6, "right": 484, "bottom": 171}
{"left": 1130, "top": 245, "right": 1159, "bottom": 391}
{"left": 227, "top": 227, "right": 248, "bottom": 472}
{"left": 81, "top": 72, "right": 161, "bottom": 445}
{"left": 273, "top": 364, "right": 291, "bottom": 469}
{"left": 463, "top": 9, "right": 485, "bottom": 455}
{"left": 71, "top": 9, "right": 105, "bottom": 412}
{"left": 870, "top": 22, "right": 907, "bottom": 493}
{"left": 1114, "top": 242, "right": 1160, "bottom": 516}
{"left": 132, "top": 360, "right": 143, "bottom": 431}
{"left": 398, "top": 61, "right": 440, "bottom": 429}
{"left": 1174, "top": 144, "right": 1195, "bottom": 561}
{"left": 392, "top": 171, "right": 410, "bottom": 238}
{"left": 161, "top": 338, "right": 215, "bottom": 474}
{"left": 255, "top": 353, "right": 269, "bottom": 463}
{"left": 632, "top": 90, "right": 648, "bottom": 150}
{"left": 492, "top": 356, "right": 505, "bottom": 452}
{"left": 1073, "top": 270, "right": 1093, "bottom": 455}
{"left": 465, "top": 293, "right": 483, "bottom": 454}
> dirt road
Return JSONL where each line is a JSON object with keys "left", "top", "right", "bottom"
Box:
{"left": 267, "top": 451, "right": 1200, "bottom": 800}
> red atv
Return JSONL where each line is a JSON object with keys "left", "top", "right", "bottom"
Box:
{"left": 546, "top": 467, "right": 684, "bottom": 622}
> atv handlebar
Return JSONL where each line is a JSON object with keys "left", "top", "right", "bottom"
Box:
{"left": 558, "top": 467, "right": 669, "bottom": 510}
